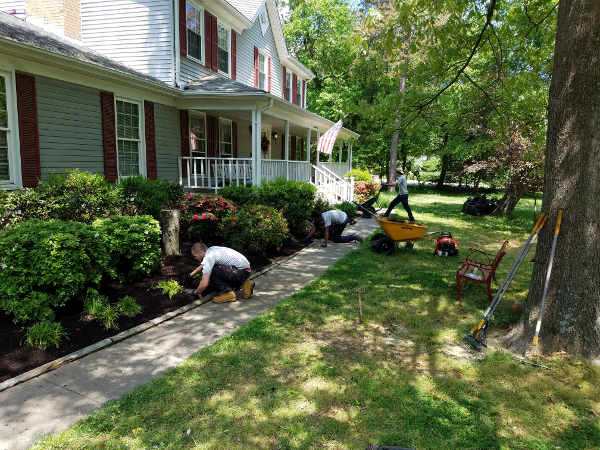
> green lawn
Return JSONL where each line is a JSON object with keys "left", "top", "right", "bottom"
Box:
{"left": 36, "top": 190, "right": 600, "bottom": 449}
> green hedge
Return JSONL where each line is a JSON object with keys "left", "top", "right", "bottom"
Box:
{"left": 118, "top": 176, "right": 184, "bottom": 220}
{"left": 345, "top": 169, "right": 372, "bottom": 182}
{"left": 218, "top": 185, "right": 258, "bottom": 207}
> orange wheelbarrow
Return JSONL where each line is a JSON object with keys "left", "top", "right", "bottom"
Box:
{"left": 371, "top": 217, "right": 437, "bottom": 254}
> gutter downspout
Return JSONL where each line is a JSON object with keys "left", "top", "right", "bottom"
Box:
{"left": 173, "top": 0, "right": 181, "bottom": 88}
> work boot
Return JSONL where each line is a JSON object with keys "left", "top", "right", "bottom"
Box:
{"left": 213, "top": 290, "right": 237, "bottom": 303}
{"left": 240, "top": 279, "right": 255, "bottom": 299}
{"left": 353, "top": 234, "right": 363, "bottom": 243}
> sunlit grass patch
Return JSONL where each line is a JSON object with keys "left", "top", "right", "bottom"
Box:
{"left": 35, "top": 190, "right": 600, "bottom": 449}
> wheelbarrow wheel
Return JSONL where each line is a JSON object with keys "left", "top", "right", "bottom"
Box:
{"left": 371, "top": 235, "right": 396, "bottom": 255}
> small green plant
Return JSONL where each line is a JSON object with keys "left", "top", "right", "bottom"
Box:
{"left": 345, "top": 169, "right": 372, "bottom": 182}
{"left": 25, "top": 321, "right": 67, "bottom": 350}
{"left": 335, "top": 201, "right": 358, "bottom": 220}
{"left": 96, "top": 303, "right": 119, "bottom": 330}
{"left": 156, "top": 280, "right": 183, "bottom": 300}
{"left": 117, "top": 296, "right": 142, "bottom": 317}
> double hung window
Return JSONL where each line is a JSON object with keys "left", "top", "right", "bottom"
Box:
{"left": 296, "top": 77, "right": 302, "bottom": 106}
{"left": 219, "top": 118, "right": 232, "bottom": 157}
{"left": 285, "top": 72, "right": 292, "bottom": 102}
{"left": 190, "top": 113, "right": 207, "bottom": 158}
{"left": 186, "top": 2, "right": 203, "bottom": 62}
{"left": 217, "top": 22, "right": 230, "bottom": 75}
{"left": 115, "top": 99, "right": 143, "bottom": 178}
{"left": 0, "top": 73, "right": 12, "bottom": 181}
{"left": 259, "top": 53, "right": 266, "bottom": 90}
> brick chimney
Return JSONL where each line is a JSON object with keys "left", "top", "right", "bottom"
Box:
{"left": 25, "top": 0, "right": 81, "bottom": 40}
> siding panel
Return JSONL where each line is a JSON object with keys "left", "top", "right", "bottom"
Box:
{"left": 80, "top": 0, "right": 174, "bottom": 84}
{"left": 155, "top": 103, "right": 180, "bottom": 181}
{"left": 35, "top": 76, "right": 105, "bottom": 177}
{"left": 0, "top": 1, "right": 24, "bottom": 13}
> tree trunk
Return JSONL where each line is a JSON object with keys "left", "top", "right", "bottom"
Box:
{"left": 161, "top": 209, "right": 181, "bottom": 257}
{"left": 388, "top": 76, "right": 406, "bottom": 191}
{"left": 437, "top": 153, "right": 450, "bottom": 188}
{"left": 505, "top": 0, "right": 600, "bottom": 358}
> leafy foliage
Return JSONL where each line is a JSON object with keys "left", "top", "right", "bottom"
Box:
{"left": 0, "top": 220, "right": 111, "bottom": 325}
{"left": 25, "top": 321, "right": 67, "bottom": 350}
{"left": 256, "top": 179, "right": 316, "bottom": 236}
{"left": 117, "top": 296, "right": 142, "bottom": 317}
{"left": 118, "top": 176, "right": 184, "bottom": 220}
{"left": 155, "top": 280, "right": 182, "bottom": 300}
{"left": 345, "top": 169, "right": 372, "bottom": 182}
{"left": 93, "top": 216, "right": 161, "bottom": 282}
{"left": 180, "top": 195, "right": 238, "bottom": 244}
{"left": 218, "top": 185, "right": 258, "bottom": 207}
{"left": 354, "top": 181, "right": 379, "bottom": 203}
{"left": 222, "top": 205, "right": 289, "bottom": 255}
{"left": 335, "top": 201, "right": 358, "bottom": 220}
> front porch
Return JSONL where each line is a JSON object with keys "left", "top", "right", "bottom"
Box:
{"left": 177, "top": 96, "right": 356, "bottom": 202}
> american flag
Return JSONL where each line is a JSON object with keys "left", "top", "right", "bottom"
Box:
{"left": 317, "top": 120, "right": 343, "bottom": 155}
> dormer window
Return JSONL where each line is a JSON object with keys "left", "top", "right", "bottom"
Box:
{"left": 259, "top": 9, "right": 269, "bottom": 36}
{"left": 296, "top": 77, "right": 302, "bottom": 106}
{"left": 285, "top": 71, "right": 292, "bottom": 102}
{"left": 217, "top": 21, "right": 230, "bottom": 76}
{"left": 186, "top": 2, "right": 203, "bottom": 62}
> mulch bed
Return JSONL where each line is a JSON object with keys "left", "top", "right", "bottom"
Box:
{"left": 0, "top": 239, "right": 308, "bottom": 383}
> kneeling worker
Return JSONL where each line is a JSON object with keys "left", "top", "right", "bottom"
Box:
{"left": 190, "top": 242, "right": 255, "bottom": 303}
{"left": 306, "top": 209, "right": 363, "bottom": 248}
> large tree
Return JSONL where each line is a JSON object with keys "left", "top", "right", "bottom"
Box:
{"left": 507, "top": 0, "right": 600, "bottom": 357}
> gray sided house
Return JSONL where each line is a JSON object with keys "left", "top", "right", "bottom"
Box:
{"left": 0, "top": 0, "right": 358, "bottom": 202}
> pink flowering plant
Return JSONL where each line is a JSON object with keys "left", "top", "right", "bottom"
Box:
{"left": 222, "top": 205, "right": 289, "bottom": 255}
{"left": 354, "top": 181, "right": 380, "bottom": 203}
{"left": 180, "top": 194, "right": 237, "bottom": 244}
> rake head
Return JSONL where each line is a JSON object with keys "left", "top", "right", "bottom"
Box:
{"left": 463, "top": 332, "right": 487, "bottom": 351}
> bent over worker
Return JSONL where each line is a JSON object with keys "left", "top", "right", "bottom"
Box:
{"left": 189, "top": 242, "right": 255, "bottom": 303}
{"left": 306, "top": 209, "right": 363, "bottom": 248}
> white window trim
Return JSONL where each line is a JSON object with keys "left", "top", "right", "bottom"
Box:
{"left": 186, "top": 0, "right": 205, "bottom": 65}
{"left": 114, "top": 96, "right": 146, "bottom": 179}
{"left": 189, "top": 111, "right": 207, "bottom": 157}
{"left": 0, "top": 69, "right": 22, "bottom": 189}
{"left": 218, "top": 117, "right": 232, "bottom": 157}
{"left": 217, "top": 20, "right": 232, "bottom": 78}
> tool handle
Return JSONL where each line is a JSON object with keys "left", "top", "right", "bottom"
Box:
{"left": 531, "top": 212, "right": 546, "bottom": 235}
{"left": 555, "top": 210, "right": 563, "bottom": 236}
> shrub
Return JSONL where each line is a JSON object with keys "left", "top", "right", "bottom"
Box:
{"left": 354, "top": 181, "right": 379, "bottom": 203}
{"left": 118, "top": 176, "right": 184, "bottom": 220}
{"left": 218, "top": 185, "right": 257, "bottom": 207}
{"left": 257, "top": 179, "right": 316, "bottom": 236}
{"left": 26, "top": 321, "right": 67, "bottom": 350}
{"left": 0, "top": 220, "right": 111, "bottom": 325}
{"left": 313, "top": 196, "right": 332, "bottom": 215}
{"left": 336, "top": 201, "right": 358, "bottom": 220}
{"left": 117, "top": 296, "right": 142, "bottom": 317}
{"left": 155, "top": 280, "right": 182, "bottom": 300}
{"left": 0, "top": 170, "right": 121, "bottom": 227}
{"left": 180, "top": 195, "right": 237, "bottom": 244}
{"left": 222, "top": 205, "right": 289, "bottom": 255}
{"left": 93, "top": 216, "right": 161, "bottom": 281}
{"left": 345, "top": 169, "right": 372, "bottom": 183}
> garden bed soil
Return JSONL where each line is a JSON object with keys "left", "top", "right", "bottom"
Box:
{"left": 0, "top": 239, "right": 307, "bottom": 383}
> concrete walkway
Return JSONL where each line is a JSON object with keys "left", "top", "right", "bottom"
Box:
{"left": 0, "top": 218, "right": 379, "bottom": 450}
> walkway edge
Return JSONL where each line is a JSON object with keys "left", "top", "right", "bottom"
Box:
{"left": 0, "top": 242, "right": 319, "bottom": 393}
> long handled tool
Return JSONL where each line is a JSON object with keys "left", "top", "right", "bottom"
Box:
{"left": 464, "top": 213, "right": 548, "bottom": 350}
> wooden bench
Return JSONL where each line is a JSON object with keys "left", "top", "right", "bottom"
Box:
{"left": 456, "top": 240, "right": 509, "bottom": 301}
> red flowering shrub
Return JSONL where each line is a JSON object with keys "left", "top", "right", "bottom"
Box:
{"left": 222, "top": 205, "right": 289, "bottom": 255}
{"left": 180, "top": 194, "right": 237, "bottom": 244}
{"left": 354, "top": 181, "right": 379, "bottom": 203}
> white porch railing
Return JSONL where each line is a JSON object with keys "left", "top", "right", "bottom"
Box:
{"left": 261, "top": 160, "right": 287, "bottom": 181}
{"left": 319, "top": 162, "right": 351, "bottom": 179}
{"left": 261, "top": 160, "right": 312, "bottom": 183}
{"left": 179, "top": 157, "right": 253, "bottom": 191}
{"left": 312, "top": 164, "right": 354, "bottom": 203}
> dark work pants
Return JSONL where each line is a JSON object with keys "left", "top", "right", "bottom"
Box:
{"left": 329, "top": 219, "right": 356, "bottom": 243}
{"left": 209, "top": 264, "right": 250, "bottom": 293}
{"left": 384, "top": 193, "right": 415, "bottom": 221}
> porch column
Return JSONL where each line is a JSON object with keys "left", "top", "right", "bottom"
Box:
{"left": 285, "top": 120, "right": 290, "bottom": 180}
{"left": 306, "top": 128, "right": 311, "bottom": 163}
{"left": 252, "top": 109, "right": 262, "bottom": 186}
{"left": 316, "top": 131, "right": 320, "bottom": 165}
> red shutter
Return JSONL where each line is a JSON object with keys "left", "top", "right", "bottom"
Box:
{"left": 290, "top": 136, "right": 297, "bottom": 161}
{"left": 207, "top": 115, "right": 218, "bottom": 157}
{"left": 15, "top": 73, "right": 41, "bottom": 187}
{"left": 211, "top": 17, "right": 218, "bottom": 72}
{"left": 100, "top": 91, "right": 118, "bottom": 182}
{"left": 292, "top": 74, "right": 298, "bottom": 105}
{"left": 180, "top": 110, "right": 189, "bottom": 177}
{"left": 267, "top": 56, "right": 272, "bottom": 92}
{"left": 302, "top": 80, "right": 306, "bottom": 109}
{"left": 282, "top": 66, "right": 287, "bottom": 99}
{"left": 179, "top": 0, "right": 187, "bottom": 58}
{"left": 232, "top": 121, "right": 238, "bottom": 158}
{"left": 144, "top": 101, "right": 157, "bottom": 179}
{"left": 231, "top": 30, "right": 237, "bottom": 80}
{"left": 254, "top": 46, "right": 259, "bottom": 88}
{"left": 204, "top": 11, "right": 212, "bottom": 69}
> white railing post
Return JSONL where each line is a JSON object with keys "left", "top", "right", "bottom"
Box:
{"left": 285, "top": 120, "right": 290, "bottom": 181}
{"left": 178, "top": 157, "right": 182, "bottom": 186}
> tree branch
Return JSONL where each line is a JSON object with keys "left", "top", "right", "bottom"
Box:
{"left": 402, "top": 0, "right": 498, "bottom": 130}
